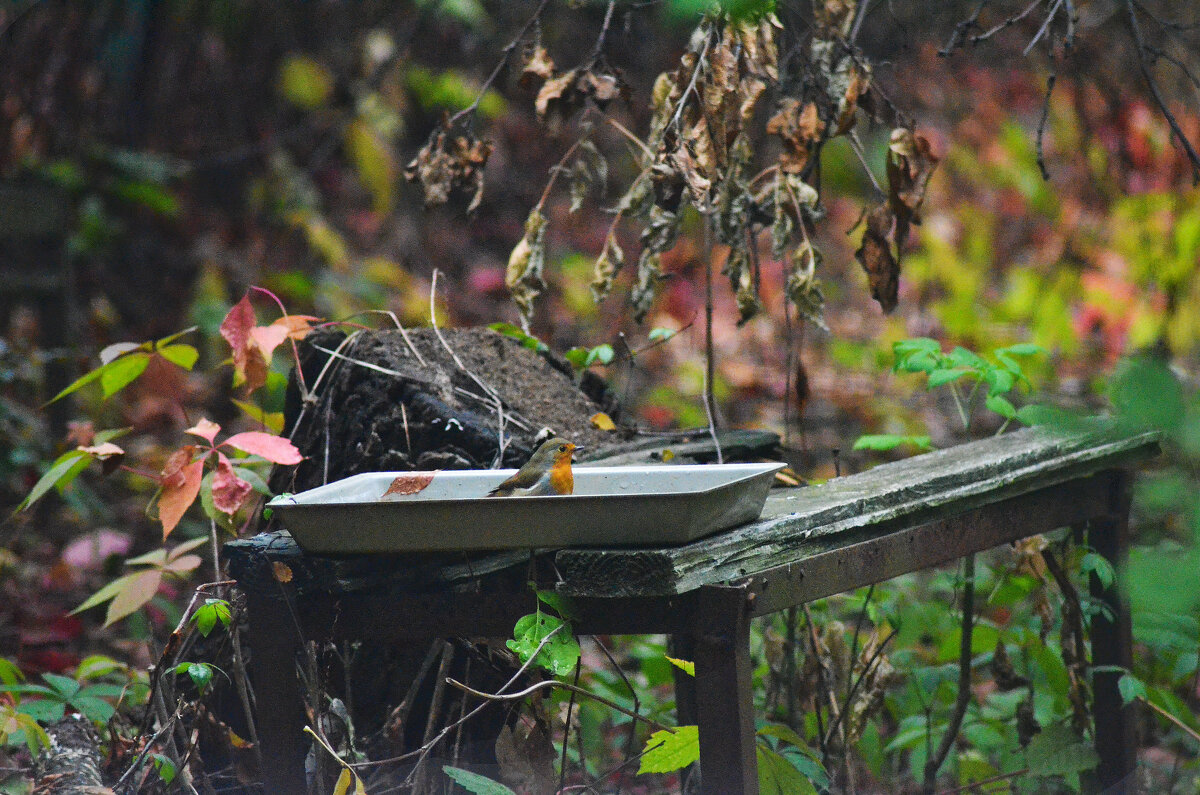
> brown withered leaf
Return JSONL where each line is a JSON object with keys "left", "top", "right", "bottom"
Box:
{"left": 786, "top": 240, "right": 828, "bottom": 329}
{"left": 834, "top": 61, "right": 871, "bottom": 134}
{"left": 724, "top": 247, "right": 761, "bottom": 325}
{"left": 767, "top": 98, "right": 825, "bottom": 174}
{"left": 590, "top": 233, "right": 624, "bottom": 302}
{"left": 507, "top": 210, "right": 549, "bottom": 327}
{"left": 814, "top": 0, "right": 857, "bottom": 36}
{"left": 381, "top": 471, "right": 436, "bottom": 499}
{"left": 520, "top": 45, "right": 555, "bottom": 89}
{"left": 630, "top": 250, "right": 663, "bottom": 323}
{"left": 272, "top": 561, "right": 293, "bottom": 583}
{"left": 886, "top": 127, "right": 939, "bottom": 246}
{"left": 404, "top": 125, "right": 493, "bottom": 211}
{"left": 855, "top": 204, "right": 899, "bottom": 313}
{"left": 535, "top": 69, "right": 628, "bottom": 129}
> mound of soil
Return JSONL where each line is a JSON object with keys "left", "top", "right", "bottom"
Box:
{"left": 274, "top": 326, "right": 627, "bottom": 493}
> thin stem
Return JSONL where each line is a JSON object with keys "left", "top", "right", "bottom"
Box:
{"left": 702, "top": 219, "right": 723, "bottom": 464}
{"left": 923, "top": 553, "right": 977, "bottom": 793}
{"left": 445, "top": 678, "right": 670, "bottom": 733}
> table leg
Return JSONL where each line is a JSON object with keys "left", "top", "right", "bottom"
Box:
{"left": 692, "top": 585, "right": 757, "bottom": 795}
{"left": 245, "top": 590, "right": 309, "bottom": 795}
{"left": 1090, "top": 470, "right": 1138, "bottom": 793}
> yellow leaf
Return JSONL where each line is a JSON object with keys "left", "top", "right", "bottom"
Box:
{"left": 590, "top": 412, "right": 616, "bottom": 431}
{"left": 279, "top": 55, "right": 333, "bottom": 109}
{"left": 346, "top": 119, "right": 397, "bottom": 214}
{"left": 333, "top": 768, "right": 353, "bottom": 795}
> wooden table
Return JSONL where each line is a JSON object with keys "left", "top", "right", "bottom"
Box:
{"left": 226, "top": 425, "right": 1158, "bottom": 794}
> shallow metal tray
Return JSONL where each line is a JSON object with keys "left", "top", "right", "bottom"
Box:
{"left": 267, "top": 463, "right": 785, "bottom": 553}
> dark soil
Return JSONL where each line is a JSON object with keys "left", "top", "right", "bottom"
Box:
{"left": 273, "top": 326, "right": 629, "bottom": 494}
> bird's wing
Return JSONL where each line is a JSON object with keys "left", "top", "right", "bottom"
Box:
{"left": 486, "top": 473, "right": 522, "bottom": 497}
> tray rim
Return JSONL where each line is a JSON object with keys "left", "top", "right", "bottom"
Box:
{"left": 267, "top": 462, "right": 786, "bottom": 509}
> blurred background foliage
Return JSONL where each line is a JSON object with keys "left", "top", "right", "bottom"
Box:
{"left": 0, "top": 0, "right": 1198, "bottom": 791}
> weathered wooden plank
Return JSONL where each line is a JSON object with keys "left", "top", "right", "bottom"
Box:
{"left": 555, "top": 425, "right": 1159, "bottom": 598}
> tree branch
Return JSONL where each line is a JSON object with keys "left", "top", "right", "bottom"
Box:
{"left": 923, "top": 553, "right": 976, "bottom": 793}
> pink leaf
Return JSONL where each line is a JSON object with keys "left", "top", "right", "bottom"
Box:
{"left": 249, "top": 323, "right": 290, "bottom": 362}
{"left": 185, "top": 418, "right": 221, "bottom": 444}
{"left": 160, "top": 448, "right": 205, "bottom": 538}
{"left": 62, "top": 531, "right": 132, "bottom": 570}
{"left": 212, "top": 452, "right": 253, "bottom": 515}
{"left": 221, "top": 432, "right": 303, "bottom": 465}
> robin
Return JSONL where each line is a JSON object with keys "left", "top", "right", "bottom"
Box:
{"left": 486, "top": 437, "right": 579, "bottom": 497}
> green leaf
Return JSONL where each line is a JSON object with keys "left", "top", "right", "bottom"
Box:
{"left": 947, "top": 346, "right": 987, "bottom": 370}
{"left": 535, "top": 590, "right": 578, "bottom": 620}
{"left": 585, "top": 344, "right": 615, "bottom": 366}
{"left": 69, "top": 694, "right": 115, "bottom": 724}
{"left": 853, "top": 434, "right": 933, "bottom": 452}
{"left": 666, "top": 656, "right": 695, "bottom": 677}
{"left": 488, "top": 322, "right": 549, "bottom": 353}
{"left": 176, "top": 662, "right": 214, "bottom": 692}
{"left": 230, "top": 399, "right": 286, "bottom": 434}
{"left": 74, "top": 655, "right": 125, "bottom": 681}
{"left": 1023, "top": 724, "right": 1098, "bottom": 776}
{"left": 441, "top": 766, "right": 516, "bottom": 794}
{"left": 41, "top": 673, "right": 80, "bottom": 699}
{"left": 983, "top": 367, "right": 1015, "bottom": 396}
{"left": 192, "top": 599, "right": 232, "bottom": 637}
{"left": 100, "top": 352, "right": 151, "bottom": 398}
{"left": 233, "top": 466, "right": 273, "bottom": 496}
{"left": 648, "top": 327, "right": 676, "bottom": 342}
{"left": 151, "top": 753, "right": 178, "bottom": 785}
{"left": 998, "top": 343, "right": 1045, "bottom": 356}
{"left": 72, "top": 572, "right": 133, "bottom": 615}
{"left": 927, "top": 368, "right": 968, "bottom": 389}
{"left": 18, "top": 699, "right": 65, "bottom": 724}
{"left": 18, "top": 450, "right": 90, "bottom": 511}
{"left": 0, "top": 658, "right": 22, "bottom": 687}
{"left": 757, "top": 743, "right": 818, "bottom": 795}
{"left": 1080, "top": 553, "right": 1115, "bottom": 590}
{"left": 1117, "top": 674, "right": 1146, "bottom": 705}
{"left": 893, "top": 338, "right": 941, "bottom": 357}
{"left": 157, "top": 343, "right": 199, "bottom": 370}
{"left": 638, "top": 725, "right": 699, "bottom": 774}
{"left": 507, "top": 613, "right": 581, "bottom": 676}
{"left": 45, "top": 364, "right": 106, "bottom": 404}
{"left": 564, "top": 347, "right": 589, "bottom": 370}
{"left": 985, "top": 393, "right": 1017, "bottom": 420}
{"left": 757, "top": 723, "right": 810, "bottom": 751}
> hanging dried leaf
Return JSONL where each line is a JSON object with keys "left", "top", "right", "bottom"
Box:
{"left": 536, "top": 69, "right": 628, "bottom": 129}
{"left": 787, "top": 241, "right": 828, "bottom": 329}
{"left": 404, "top": 125, "right": 493, "bottom": 211}
{"left": 507, "top": 210, "right": 549, "bottom": 328}
{"left": 568, "top": 140, "right": 608, "bottom": 214}
{"left": 520, "top": 45, "right": 555, "bottom": 89}
{"left": 855, "top": 204, "right": 899, "bottom": 313}
{"left": 640, "top": 205, "right": 682, "bottom": 255}
{"left": 813, "top": 0, "right": 857, "bottom": 36}
{"left": 886, "top": 127, "right": 939, "bottom": 248}
{"left": 834, "top": 61, "right": 871, "bottom": 135}
{"left": 630, "top": 250, "right": 663, "bottom": 323}
{"left": 725, "top": 247, "right": 761, "bottom": 325}
{"left": 767, "top": 99, "right": 825, "bottom": 174}
{"left": 590, "top": 234, "right": 624, "bottom": 302}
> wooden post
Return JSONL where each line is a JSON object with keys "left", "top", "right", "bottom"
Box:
{"left": 1090, "top": 470, "right": 1138, "bottom": 792}
{"left": 691, "top": 585, "right": 757, "bottom": 795}
{"left": 245, "top": 590, "right": 309, "bottom": 795}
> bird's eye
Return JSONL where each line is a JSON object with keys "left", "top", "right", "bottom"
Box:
{"left": 558, "top": 445, "right": 568, "bottom": 453}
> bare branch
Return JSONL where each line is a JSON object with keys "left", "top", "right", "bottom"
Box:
{"left": 923, "top": 553, "right": 977, "bottom": 793}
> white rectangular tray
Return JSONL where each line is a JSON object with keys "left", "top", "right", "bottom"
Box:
{"left": 266, "top": 463, "right": 785, "bottom": 553}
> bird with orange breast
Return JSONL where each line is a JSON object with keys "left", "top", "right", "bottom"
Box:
{"left": 486, "top": 437, "right": 578, "bottom": 497}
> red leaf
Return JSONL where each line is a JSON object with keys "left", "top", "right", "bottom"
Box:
{"left": 220, "top": 294, "right": 255, "bottom": 365}
{"left": 160, "top": 450, "right": 204, "bottom": 539}
{"left": 185, "top": 418, "right": 221, "bottom": 444}
{"left": 212, "top": 452, "right": 253, "bottom": 515}
{"left": 221, "top": 432, "right": 303, "bottom": 464}
{"left": 220, "top": 294, "right": 260, "bottom": 389}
